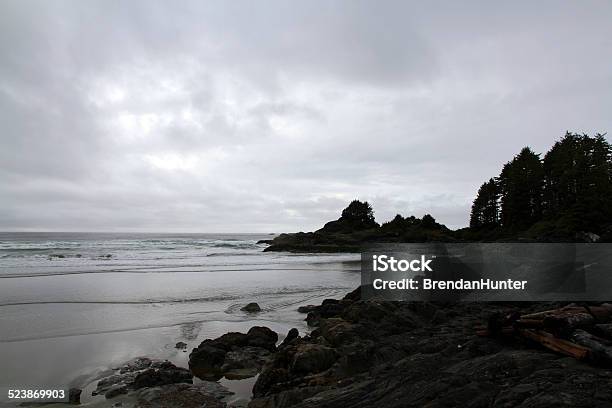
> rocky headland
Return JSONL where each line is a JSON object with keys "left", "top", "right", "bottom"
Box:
{"left": 262, "top": 200, "right": 455, "bottom": 253}
{"left": 261, "top": 198, "right": 610, "bottom": 253}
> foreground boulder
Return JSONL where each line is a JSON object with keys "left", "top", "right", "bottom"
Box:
{"left": 189, "top": 326, "right": 278, "bottom": 380}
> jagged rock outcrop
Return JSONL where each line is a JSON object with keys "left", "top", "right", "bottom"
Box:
{"left": 248, "top": 288, "right": 612, "bottom": 408}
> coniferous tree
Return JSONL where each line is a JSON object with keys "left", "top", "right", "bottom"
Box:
{"left": 420, "top": 214, "right": 437, "bottom": 228}
{"left": 470, "top": 178, "right": 499, "bottom": 228}
{"left": 336, "top": 200, "right": 378, "bottom": 230}
{"left": 498, "top": 147, "right": 543, "bottom": 229}
{"left": 542, "top": 132, "right": 612, "bottom": 231}
{"left": 341, "top": 200, "right": 375, "bottom": 225}
{"left": 470, "top": 184, "right": 486, "bottom": 228}
{"left": 469, "top": 133, "right": 611, "bottom": 236}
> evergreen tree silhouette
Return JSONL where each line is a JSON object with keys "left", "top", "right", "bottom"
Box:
{"left": 470, "top": 178, "right": 499, "bottom": 228}
{"left": 498, "top": 147, "right": 543, "bottom": 229}
{"left": 542, "top": 132, "right": 612, "bottom": 231}
{"left": 469, "top": 132, "right": 611, "bottom": 236}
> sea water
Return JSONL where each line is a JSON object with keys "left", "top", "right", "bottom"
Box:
{"left": 0, "top": 232, "right": 359, "bottom": 404}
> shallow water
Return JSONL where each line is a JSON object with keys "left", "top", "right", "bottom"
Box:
{"left": 0, "top": 232, "right": 360, "bottom": 405}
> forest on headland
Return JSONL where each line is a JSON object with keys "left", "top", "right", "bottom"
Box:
{"left": 264, "top": 132, "right": 612, "bottom": 252}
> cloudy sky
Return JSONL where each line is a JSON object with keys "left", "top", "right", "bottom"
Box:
{"left": 1, "top": 1, "right": 611, "bottom": 232}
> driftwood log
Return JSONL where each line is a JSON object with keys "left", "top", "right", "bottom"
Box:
{"left": 519, "top": 329, "right": 590, "bottom": 360}
{"left": 571, "top": 329, "right": 612, "bottom": 365}
{"left": 543, "top": 312, "right": 595, "bottom": 336}
{"left": 478, "top": 304, "right": 612, "bottom": 366}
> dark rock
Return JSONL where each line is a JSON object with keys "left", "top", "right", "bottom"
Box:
{"left": 133, "top": 366, "right": 192, "bottom": 389}
{"left": 250, "top": 386, "right": 329, "bottom": 408}
{"left": 297, "top": 305, "right": 318, "bottom": 314}
{"left": 68, "top": 388, "right": 81, "bottom": 404}
{"left": 279, "top": 328, "right": 299, "bottom": 349}
{"left": 93, "top": 358, "right": 192, "bottom": 400}
{"left": 262, "top": 201, "right": 454, "bottom": 253}
{"left": 217, "top": 332, "right": 250, "bottom": 349}
{"left": 119, "top": 357, "right": 152, "bottom": 373}
{"left": 134, "top": 382, "right": 230, "bottom": 408}
{"left": 189, "top": 327, "right": 278, "bottom": 380}
{"left": 318, "top": 302, "right": 344, "bottom": 318}
{"left": 305, "top": 311, "right": 321, "bottom": 327}
{"left": 251, "top": 292, "right": 612, "bottom": 408}
{"left": 94, "top": 373, "right": 135, "bottom": 396}
{"left": 175, "top": 341, "right": 187, "bottom": 349}
{"left": 342, "top": 286, "right": 361, "bottom": 302}
{"left": 431, "top": 309, "right": 448, "bottom": 324}
{"left": 104, "top": 385, "right": 127, "bottom": 399}
{"left": 188, "top": 345, "right": 227, "bottom": 380}
{"left": 221, "top": 346, "right": 272, "bottom": 379}
{"left": 291, "top": 344, "right": 337, "bottom": 375}
{"left": 318, "top": 318, "right": 359, "bottom": 346}
{"left": 252, "top": 367, "right": 290, "bottom": 398}
{"left": 241, "top": 302, "right": 262, "bottom": 313}
{"left": 247, "top": 326, "right": 278, "bottom": 351}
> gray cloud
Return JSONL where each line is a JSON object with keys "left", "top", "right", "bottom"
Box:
{"left": 1, "top": 0, "right": 611, "bottom": 232}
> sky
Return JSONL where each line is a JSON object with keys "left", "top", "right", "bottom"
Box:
{"left": 1, "top": 0, "right": 611, "bottom": 233}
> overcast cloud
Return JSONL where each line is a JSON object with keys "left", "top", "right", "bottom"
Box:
{"left": 1, "top": 0, "right": 611, "bottom": 232}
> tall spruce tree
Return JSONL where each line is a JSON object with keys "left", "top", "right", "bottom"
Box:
{"left": 498, "top": 147, "right": 544, "bottom": 229}
{"left": 542, "top": 132, "right": 612, "bottom": 231}
{"left": 470, "top": 178, "right": 499, "bottom": 228}
{"left": 469, "top": 133, "right": 611, "bottom": 236}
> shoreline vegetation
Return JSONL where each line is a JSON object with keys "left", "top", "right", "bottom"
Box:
{"left": 262, "top": 132, "right": 612, "bottom": 253}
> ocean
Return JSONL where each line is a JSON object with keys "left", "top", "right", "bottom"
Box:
{"left": 0, "top": 232, "right": 360, "bottom": 405}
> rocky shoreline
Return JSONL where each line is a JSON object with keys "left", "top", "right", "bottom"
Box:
{"left": 77, "top": 288, "right": 612, "bottom": 408}
{"left": 247, "top": 289, "right": 612, "bottom": 408}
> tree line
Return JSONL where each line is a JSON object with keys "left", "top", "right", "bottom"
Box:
{"left": 469, "top": 132, "right": 612, "bottom": 235}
